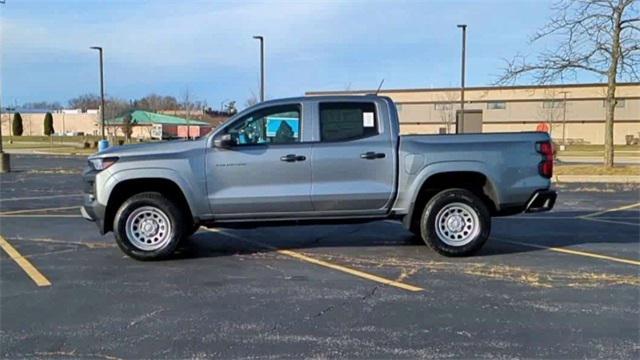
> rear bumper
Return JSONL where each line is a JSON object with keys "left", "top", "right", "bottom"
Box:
{"left": 524, "top": 190, "right": 557, "bottom": 213}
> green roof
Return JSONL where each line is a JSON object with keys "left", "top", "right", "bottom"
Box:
{"left": 106, "top": 110, "right": 209, "bottom": 126}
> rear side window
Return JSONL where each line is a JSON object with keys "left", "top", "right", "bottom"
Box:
{"left": 319, "top": 102, "right": 378, "bottom": 142}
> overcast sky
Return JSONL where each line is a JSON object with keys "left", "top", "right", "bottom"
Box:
{"left": 1, "top": 0, "right": 605, "bottom": 108}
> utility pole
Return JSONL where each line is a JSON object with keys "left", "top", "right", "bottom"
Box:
{"left": 253, "top": 35, "right": 265, "bottom": 102}
{"left": 90, "top": 46, "right": 106, "bottom": 140}
{"left": 0, "top": 0, "right": 10, "bottom": 172}
{"left": 457, "top": 24, "right": 467, "bottom": 134}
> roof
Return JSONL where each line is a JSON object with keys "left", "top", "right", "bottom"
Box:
{"left": 306, "top": 82, "right": 640, "bottom": 95}
{"left": 106, "top": 110, "right": 209, "bottom": 126}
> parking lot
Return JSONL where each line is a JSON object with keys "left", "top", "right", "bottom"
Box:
{"left": 1, "top": 154, "right": 639, "bottom": 359}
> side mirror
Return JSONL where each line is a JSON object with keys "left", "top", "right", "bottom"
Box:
{"left": 213, "top": 134, "right": 235, "bottom": 148}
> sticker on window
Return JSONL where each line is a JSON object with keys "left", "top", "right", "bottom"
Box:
{"left": 363, "top": 112, "right": 374, "bottom": 127}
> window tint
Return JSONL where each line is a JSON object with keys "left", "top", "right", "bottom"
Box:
{"left": 227, "top": 105, "right": 300, "bottom": 145}
{"left": 319, "top": 102, "right": 378, "bottom": 142}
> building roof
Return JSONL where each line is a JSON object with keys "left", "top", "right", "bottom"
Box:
{"left": 306, "top": 82, "right": 640, "bottom": 95}
{"left": 106, "top": 110, "right": 209, "bottom": 126}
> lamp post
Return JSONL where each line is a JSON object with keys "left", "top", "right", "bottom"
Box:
{"left": 90, "top": 46, "right": 106, "bottom": 140}
{"left": 457, "top": 24, "right": 467, "bottom": 133}
{"left": 253, "top": 35, "right": 265, "bottom": 102}
{"left": 0, "top": 105, "right": 10, "bottom": 173}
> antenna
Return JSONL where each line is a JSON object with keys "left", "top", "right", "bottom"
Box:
{"left": 375, "top": 79, "right": 385, "bottom": 95}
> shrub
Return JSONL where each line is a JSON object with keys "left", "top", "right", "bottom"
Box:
{"left": 12, "top": 113, "right": 23, "bottom": 136}
{"left": 44, "top": 112, "right": 55, "bottom": 136}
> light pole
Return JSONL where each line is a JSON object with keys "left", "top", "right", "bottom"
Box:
{"left": 90, "top": 46, "right": 106, "bottom": 140}
{"left": 253, "top": 35, "right": 265, "bottom": 102}
{"left": 0, "top": 105, "right": 10, "bottom": 173}
{"left": 457, "top": 24, "right": 467, "bottom": 134}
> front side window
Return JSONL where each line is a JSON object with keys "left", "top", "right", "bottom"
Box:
{"left": 226, "top": 105, "right": 300, "bottom": 145}
{"left": 319, "top": 102, "right": 378, "bottom": 142}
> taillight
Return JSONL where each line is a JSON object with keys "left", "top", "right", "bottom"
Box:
{"left": 536, "top": 141, "right": 553, "bottom": 178}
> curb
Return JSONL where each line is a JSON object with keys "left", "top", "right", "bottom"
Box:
{"left": 553, "top": 175, "right": 640, "bottom": 183}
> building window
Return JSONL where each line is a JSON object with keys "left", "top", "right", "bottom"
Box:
{"left": 602, "top": 99, "right": 625, "bottom": 108}
{"left": 542, "top": 100, "right": 564, "bottom": 109}
{"left": 487, "top": 101, "right": 506, "bottom": 110}
{"left": 434, "top": 103, "right": 452, "bottom": 110}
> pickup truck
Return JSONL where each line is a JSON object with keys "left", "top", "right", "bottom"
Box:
{"left": 82, "top": 95, "right": 556, "bottom": 260}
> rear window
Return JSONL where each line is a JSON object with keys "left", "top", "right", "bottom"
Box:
{"left": 319, "top": 102, "right": 378, "bottom": 142}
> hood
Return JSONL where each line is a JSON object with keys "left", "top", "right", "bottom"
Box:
{"left": 89, "top": 139, "right": 206, "bottom": 159}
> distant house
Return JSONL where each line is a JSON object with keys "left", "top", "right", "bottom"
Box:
{"left": 106, "top": 110, "right": 211, "bottom": 139}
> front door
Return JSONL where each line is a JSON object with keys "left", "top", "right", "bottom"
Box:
{"left": 311, "top": 101, "right": 395, "bottom": 214}
{"left": 206, "top": 104, "right": 313, "bottom": 217}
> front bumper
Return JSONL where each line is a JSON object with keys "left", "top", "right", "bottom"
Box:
{"left": 524, "top": 189, "right": 557, "bottom": 213}
{"left": 81, "top": 166, "right": 107, "bottom": 234}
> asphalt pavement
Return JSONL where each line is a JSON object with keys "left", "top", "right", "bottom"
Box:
{"left": 1, "top": 154, "right": 639, "bottom": 359}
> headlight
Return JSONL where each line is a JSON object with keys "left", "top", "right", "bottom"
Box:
{"left": 89, "top": 157, "right": 118, "bottom": 171}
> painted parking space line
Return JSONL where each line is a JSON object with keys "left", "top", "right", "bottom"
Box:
{"left": 576, "top": 202, "right": 640, "bottom": 227}
{"left": 498, "top": 238, "right": 640, "bottom": 266}
{"left": 579, "top": 217, "right": 639, "bottom": 227}
{"left": 0, "top": 205, "right": 80, "bottom": 215}
{"left": 0, "top": 193, "right": 83, "bottom": 202}
{"left": 204, "top": 228, "right": 424, "bottom": 292}
{"left": 580, "top": 202, "right": 640, "bottom": 218}
{"left": 0, "top": 235, "right": 52, "bottom": 287}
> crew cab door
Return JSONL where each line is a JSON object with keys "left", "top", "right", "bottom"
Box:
{"left": 206, "top": 103, "right": 313, "bottom": 217}
{"left": 311, "top": 101, "right": 396, "bottom": 214}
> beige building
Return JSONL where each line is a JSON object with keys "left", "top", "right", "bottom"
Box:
{"left": 308, "top": 83, "right": 639, "bottom": 145}
{"left": 0, "top": 111, "right": 100, "bottom": 137}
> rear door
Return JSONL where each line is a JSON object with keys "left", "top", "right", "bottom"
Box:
{"left": 311, "top": 101, "right": 396, "bottom": 214}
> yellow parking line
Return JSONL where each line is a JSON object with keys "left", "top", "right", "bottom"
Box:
{"left": 277, "top": 249, "right": 424, "bottom": 292}
{"left": 499, "top": 239, "right": 640, "bottom": 266}
{"left": 0, "top": 206, "right": 80, "bottom": 215}
{"left": 205, "top": 228, "right": 424, "bottom": 292}
{"left": 579, "top": 217, "right": 639, "bottom": 227}
{"left": 0, "top": 235, "right": 52, "bottom": 287}
{"left": 581, "top": 202, "right": 640, "bottom": 218}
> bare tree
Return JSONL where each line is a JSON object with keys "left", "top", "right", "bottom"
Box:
{"left": 435, "top": 91, "right": 459, "bottom": 134}
{"left": 245, "top": 90, "right": 259, "bottom": 108}
{"left": 497, "top": 0, "right": 639, "bottom": 168}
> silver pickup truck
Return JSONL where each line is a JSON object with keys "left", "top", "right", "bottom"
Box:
{"left": 82, "top": 95, "right": 556, "bottom": 260}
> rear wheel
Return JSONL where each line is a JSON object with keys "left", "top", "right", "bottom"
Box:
{"left": 113, "top": 192, "right": 187, "bottom": 260}
{"left": 419, "top": 188, "right": 491, "bottom": 256}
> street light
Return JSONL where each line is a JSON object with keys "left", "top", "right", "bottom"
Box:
{"left": 90, "top": 46, "right": 106, "bottom": 139}
{"left": 253, "top": 35, "right": 265, "bottom": 102}
{"left": 457, "top": 24, "right": 467, "bottom": 133}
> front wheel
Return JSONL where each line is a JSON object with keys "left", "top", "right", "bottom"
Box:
{"left": 419, "top": 189, "right": 491, "bottom": 256}
{"left": 113, "top": 192, "right": 187, "bottom": 260}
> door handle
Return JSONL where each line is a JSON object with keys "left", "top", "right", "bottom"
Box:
{"left": 360, "top": 152, "right": 386, "bottom": 160}
{"left": 280, "top": 154, "right": 306, "bottom": 162}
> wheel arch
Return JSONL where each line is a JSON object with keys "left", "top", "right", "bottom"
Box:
{"left": 404, "top": 169, "right": 499, "bottom": 234}
{"left": 104, "top": 177, "right": 195, "bottom": 233}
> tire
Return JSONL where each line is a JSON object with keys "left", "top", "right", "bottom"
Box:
{"left": 419, "top": 188, "right": 491, "bottom": 256}
{"left": 113, "top": 192, "right": 188, "bottom": 260}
